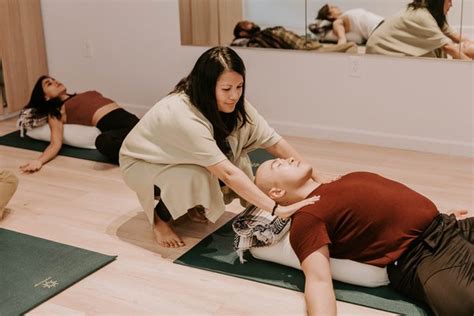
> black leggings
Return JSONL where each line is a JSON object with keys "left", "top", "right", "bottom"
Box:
{"left": 387, "top": 214, "right": 474, "bottom": 316}
{"left": 95, "top": 108, "right": 139, "bottom": 163}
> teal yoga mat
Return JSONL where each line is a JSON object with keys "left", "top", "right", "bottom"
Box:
{"left": 175, "top": 220, "right": 431, "bottom": 315}
{"left": 248, "top": 148, "right": 274, "bottom": 172}
{"left": 0, "top": 228, "right": 116, "bottom": 315}
{"left": 0, "top": 131, "right": 112, "bottom": 163}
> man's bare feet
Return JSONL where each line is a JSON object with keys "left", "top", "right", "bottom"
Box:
{"left": 153, "top": 218, "right": 185, "bottom": 248}
{"left": 187, "top": 206, "right": 208, "bottom": 223}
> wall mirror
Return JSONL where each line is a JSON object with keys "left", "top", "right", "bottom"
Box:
{"left": 179, "top": 0, "right": 473, "bottom": 60}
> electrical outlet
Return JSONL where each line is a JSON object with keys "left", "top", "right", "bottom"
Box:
{"left": 83, "top": 40, "right": 93, "bottom": 58}
{"left": 349, "top": 56, "right": 361, "bottom": 77}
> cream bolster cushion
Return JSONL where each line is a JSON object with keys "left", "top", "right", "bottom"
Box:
{"left": 26, "top": 124, "right": 100, "bottom": 149}
{"left": 250, "top": 232, "right": 390, "bottom": 287}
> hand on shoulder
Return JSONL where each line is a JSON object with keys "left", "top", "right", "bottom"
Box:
{"left": 276, "top": 195, "right": 320, "bottom": 218}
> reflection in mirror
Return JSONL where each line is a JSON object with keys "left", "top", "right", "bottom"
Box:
{"left": 178, "top": 0, "right": 472, "bottom": 60}
{"left": 307, "top": 0, "right": 472, "bottom": 60}
{"left": 179, "top": 0, "right": 243, "bottom": 46}
{"left": 231, "top": 0, "right": 307, "bottom": 49}
{"left": 460, "top": 0, "right": 474, "bottom": 57}
{"left": 179, "top": 0, "right": 357, "bottom": 54}
{"left": 231, "top": 0, "right": 357, "bottom": 53}
{"left": 307, "top": 1, "right": 384, "bottom": 46}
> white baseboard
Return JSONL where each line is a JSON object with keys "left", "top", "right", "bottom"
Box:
{"left": 117, "top": 103, "right": 474, "bottom": 157}
{"left": 268, "top": 120, "right": 474, "bottom": 158}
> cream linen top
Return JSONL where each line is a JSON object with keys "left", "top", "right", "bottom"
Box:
{"left": 119, "top": 92, "right": 282, "bottom": 224}
{"left": 366, "top": 8, "right": 454, "bottom": 57}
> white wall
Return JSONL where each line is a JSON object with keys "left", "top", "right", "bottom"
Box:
{"left": 41, "top": 0, "right": 473, "bottom": 157}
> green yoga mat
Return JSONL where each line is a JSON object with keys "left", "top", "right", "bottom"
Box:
{"left": 0, "top": 131, "right": 112, "bottom": 164}
{"left": 0, "top": 228, "right": 116, "bottom": 315}
{"left": 175, "top": 220, "right": 431, "bottom": 316}
{"left": 248, "top": 148, "right": 274, "bottom": 172}
{"left": 0, "top": 131, "right": 274, "bottom": 166}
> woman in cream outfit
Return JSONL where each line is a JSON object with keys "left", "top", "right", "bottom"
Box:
{"left": 120, "top": 47, "right": 319, "bottom": 248}
{"left": 366, "top": 0, "right": 472, "bottom": 59}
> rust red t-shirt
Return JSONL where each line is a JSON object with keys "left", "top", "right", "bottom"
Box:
{"left": 290, "top": 172, "right": 438, "bottom": 267}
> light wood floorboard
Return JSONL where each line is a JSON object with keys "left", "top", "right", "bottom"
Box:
{"left": 0, "top": 117, "right": 472, "bottom": 315}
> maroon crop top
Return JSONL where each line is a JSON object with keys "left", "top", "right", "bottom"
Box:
{"left": 64, "top": 90, "right": 114, "bottom": 126}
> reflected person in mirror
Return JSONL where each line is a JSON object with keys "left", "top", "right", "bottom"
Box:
{"left": 366, "top": 0, "right": 473, "bottom": 59}
{"left": 231, "top": 20, "right": 357, "bottom": 54}
{"left": 255, "top": 157, "right": 473, "bottom": 316}
{"left": 315, "top": 4, "right": 384, "bottom": 45}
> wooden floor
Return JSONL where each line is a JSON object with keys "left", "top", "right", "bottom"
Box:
{"left": 0, "top": 117, "right": 472, "bottom": 315}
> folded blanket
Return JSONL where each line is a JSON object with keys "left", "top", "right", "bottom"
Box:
{"left": 233, "top": 205, "right": 291, "bottom": 263}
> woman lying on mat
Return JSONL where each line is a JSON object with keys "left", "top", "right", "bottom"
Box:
{"left": 119, "top": 46, "right": 320, "bottom": 248}
{"left": 254, "top": 157, "right": 473, "bottom": 316}
{"left": 19, "top": 76, "right": 139, "bottom": 173}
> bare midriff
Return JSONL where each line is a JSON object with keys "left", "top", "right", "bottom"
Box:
{"left": 91, "top": 102, "right": 120, "bottom": 126}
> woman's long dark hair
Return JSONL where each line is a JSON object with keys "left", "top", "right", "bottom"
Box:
{"left": 172, "top": 46, "right": 250, "bottom": 153}
{"left": 408, "top": 0, "right": 447, "bottom": 28}
{"left": 25, "top": 75, "right": 65, "bottom": 119}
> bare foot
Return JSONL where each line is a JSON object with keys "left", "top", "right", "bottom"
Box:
{"left": 153, "top": 218, "right": 185, "bottom": 248}
{"left": 187, "top": 206, "right": 208, "bottom": 223}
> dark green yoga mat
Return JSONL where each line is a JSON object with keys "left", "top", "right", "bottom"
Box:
{"left": 0, "top": 228, "right": 116, "bottom": 315}
{"left": 248, "top": 148, "right": 274, "bottom": 173}
{"left": 175, "top": 220, "right": 431, "bottom": 316}
{"left": 0, "top": 131, "right": 112, "bottom": 164}
{"left": 0, "top": 131, "right": 273, "bottom": 166}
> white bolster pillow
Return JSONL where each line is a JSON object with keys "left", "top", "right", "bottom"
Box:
{"left": 26, "top": 124, "right": 100, "bottom": 149}
{"left": 250, "top": 232, "right": 390, "bottom": 287}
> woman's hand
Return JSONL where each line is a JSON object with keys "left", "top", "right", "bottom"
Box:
{"left": 19, "top": 116, "right": 63, "bottom": 174}
{"left": 275, "top": 195, "right": 320, "bottom": 218}
{"left": 313, "top": 170, "right": 341, "bottom": 184}
{"left": 447, "top": 209, "right": 470, "bottom": 220}
{"left": 20, "top": 160, "right": 43, "bottom": 173}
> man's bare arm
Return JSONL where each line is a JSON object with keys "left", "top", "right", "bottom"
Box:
{"left": 301, "top": 245, "right": 336, "bottom": 316}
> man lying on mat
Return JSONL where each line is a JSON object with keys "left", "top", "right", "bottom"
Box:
{"left": 254, "top": 157, "right": 473, "bottom": 316}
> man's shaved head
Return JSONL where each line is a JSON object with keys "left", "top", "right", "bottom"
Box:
{"left": 255, "top": 157, "right": 313, "bottom": 202}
